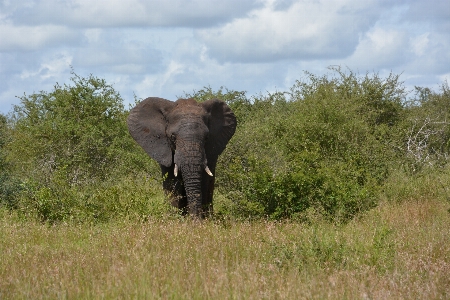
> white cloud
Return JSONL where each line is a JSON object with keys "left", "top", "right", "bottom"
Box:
{"left": 20, "top": 52, "right": 73, "bottom": 80}
{"left": 0, "top": 51, "right": 74, "bottom": 113}
{"left": 1, "top": 0, "right": 450, "bottom": 114}
{"left": 0, "top": 24, "right": 79, "bottom": 51}
{"left": 84, "top": 29, "right": 102, "bottom": 43}
{"left": 345, "top": 27, "right": 409, "bottom": 70}
{"left": 411, "top": 33, "right": 429, "bottom": 56}
{"left": 438, "top": 73, "right": 450, "bottom": 84}
{"left": 404, "top": 32, "right": 450, "bottom": 75}
{"left": 404, "top": 0, "right": 450, "bottom": 27}
{"left": 6, "top": 0, "right": 261, "bottom": 28}
{"left": 70, "top": 28, "right": 164, "bottom": 74}
{"left": 135, "top": 60, "right": 185, "bottom": 97}
{"left": 197, "top": 0, "right": 385, "bottom": 62}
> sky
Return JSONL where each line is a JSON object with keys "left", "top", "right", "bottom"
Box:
{"left": 1, "top": 0, "right": 449, "bottom": 114}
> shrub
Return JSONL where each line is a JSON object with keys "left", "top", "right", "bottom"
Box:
{"left": 212, "top": 68, "right": 406, "bottom": 221}
{"left": 0, "top": 114, "right": 22, "bottom": 209}
{"left": 6, "top": 71, "right": 161, "bottom": 222}
{"left": 16, "top": 172, "right": 168, "bottom": 224}
{"left": 4, "top": 68, "right": 449, "bottom": 223}
{"left": 8, "top": 71, "right": 156, "bottom": 186}
{"left": 401, "top": 82, "right": 450, "bottom": 171}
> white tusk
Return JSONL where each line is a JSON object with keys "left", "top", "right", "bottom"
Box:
{"left": 174, "top": 164, "right": 178, "bottom": 177}
{"left": 205, "top": 166, "right": 213, "bottom": 177}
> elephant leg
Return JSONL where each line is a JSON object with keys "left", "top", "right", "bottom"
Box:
{"left": 161, "top": 165, "right": 187, "bottom": 215}
{"left": 201, "top": 174, "right": 215, "bottom": 218}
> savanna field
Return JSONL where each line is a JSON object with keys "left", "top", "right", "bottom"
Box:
{"left": 1, "top": 68, "right": 450, "bottom": 298}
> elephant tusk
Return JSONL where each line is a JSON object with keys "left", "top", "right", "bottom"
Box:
{"left": 205, "top": 166, "right": 213, "bottom": 177}
{"left": 174, "top": 164, "right": 178, "bottom": 177}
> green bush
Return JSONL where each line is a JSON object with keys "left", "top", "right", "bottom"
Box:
{"left": 212, "top": 68, "right": 406, "bottom": 221}
{"left": 5, "top": 71, "right": 161, "bottom": 223}
{"left": 0, "top": 114, "right": 22, "bottom": 209}
{"left": 8, "top": 71, "right": 156, "bottom": 185}
{"left": 16, "top": 172, "right": 169, "bottom": 224}
{"left": 3, "top": 68, "right": 450, "bottom": 223}
{"left": 400, "top": 82, "right": 450, "bottom": 172}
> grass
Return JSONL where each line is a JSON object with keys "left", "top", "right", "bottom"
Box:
{"left": 1, "top": 198, "right": 449, "bottom": 299}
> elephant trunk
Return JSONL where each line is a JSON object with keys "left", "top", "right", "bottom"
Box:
{"left": 181, "top": 165, "right": 204, "bottom": 217}
{"left": 174, "top": 140, "right": 207, "bottom": 218}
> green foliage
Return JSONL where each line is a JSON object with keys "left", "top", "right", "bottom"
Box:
{"left": 8, "top": 71, "right": 155, "bottom": 185}
{"left": 17, "top": 173, "right": 169, "bottom": 224}
{"left": 3, "top": 68, "right": 450, "bottom": 223}
{"left": 401, "top": 82, "right": 450, "bottom": 171}
{"left": 213, "top": 68, "right": 405, "bottom": 221}
{"left": 4, "top": 71, "right": 160, "bottom": 222}
{"left": 0, "top": 114, "right": 22, "bottom": 209}
{"left": 183, "top": 85, "right": 252, "bottom": 125}
{"left": 269, "top": 223, "right": 395, "bottom": 273}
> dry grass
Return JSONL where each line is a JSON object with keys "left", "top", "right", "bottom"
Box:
{"left": 1, "top": 198, "right": 449, "bottom": 299}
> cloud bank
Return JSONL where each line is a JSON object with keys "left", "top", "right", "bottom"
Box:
{"left": 0, "top": 0, "right": 449, "bottom": 113}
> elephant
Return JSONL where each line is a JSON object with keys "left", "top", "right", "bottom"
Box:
{"left": 127, "top": 97, "right": 236, "bottom": 218}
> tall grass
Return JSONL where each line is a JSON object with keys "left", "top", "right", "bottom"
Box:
{"left": 1, "top": 198, "right": 449, "bottom": 299}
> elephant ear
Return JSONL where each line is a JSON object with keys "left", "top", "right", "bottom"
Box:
{"left": 127, "top": 97, "right": 175, "bottom": 167}
{"left": 202, "top": 99, "right": 237, "bottom": 163}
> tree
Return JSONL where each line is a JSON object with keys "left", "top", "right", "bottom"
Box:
{"left": 8, "top": 71, "right": 146, "bottom": 186}
{"left": 213, "top": 68, "right": 407, "bottom": 221}
{"left": 403, "top": 82, "right": 450, "bottom": 170}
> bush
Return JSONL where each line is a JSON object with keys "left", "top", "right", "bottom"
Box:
{"left": 8, "top": 71, "right": 156, "bottom": 186}
{"left": 211, "top": 68, "right": 406, "bottom": 221}
{"left": 0, "top": 114, "right": 22, "bottom": 209}
{"left": 16, "top": 172, "right": 169, "bottom": 224}
{"left": 4, "top": 68, "right": 449, "bottom": 223}
{"left": 5, "top": 71, "right": 162, "bottom": 222}
{"left": 401, "top": 82, "right": 450, "bottom": 171}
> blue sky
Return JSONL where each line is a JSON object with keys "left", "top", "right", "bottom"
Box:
{"left": 1, "top": 0, "right": 449, "bottom": 113}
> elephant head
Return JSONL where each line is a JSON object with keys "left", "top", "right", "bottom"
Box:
{"left": 127, "top": 97, "right": 236, "bottom": 218}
